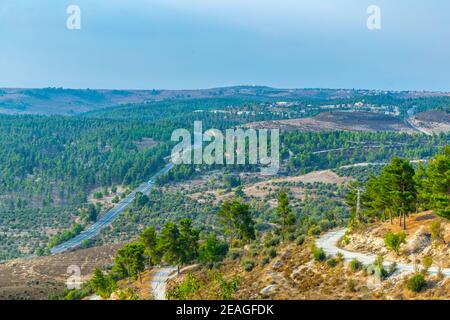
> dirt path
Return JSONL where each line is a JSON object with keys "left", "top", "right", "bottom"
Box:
{"left": 316, "top": 229, "right": 450, "bottom": 277}
{"left": 405, "top": 118, "right": 433, "bottom": 136}
{"left": 150, "top": 267, "right": 177, "bottom": 300}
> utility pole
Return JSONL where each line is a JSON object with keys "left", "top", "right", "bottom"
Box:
{"left": 356, "top": 187, "right": 362, "bottom": 222}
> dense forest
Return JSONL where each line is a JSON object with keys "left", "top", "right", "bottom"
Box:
{"left": 0, "top": 115, "right": 169, "bottom": 206}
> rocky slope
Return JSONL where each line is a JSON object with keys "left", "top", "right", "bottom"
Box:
{"left": 342, "top": 212, "right": 449, "bottom": 268}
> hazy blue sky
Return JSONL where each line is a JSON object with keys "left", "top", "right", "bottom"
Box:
{"left": 1, "top": 0, "right": 450, "bottom": 91}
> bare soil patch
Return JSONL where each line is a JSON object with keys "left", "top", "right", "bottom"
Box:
{"left": 409, "top": 110, "right": 450, "bottom": 134}
{"left": 134, "top": 137, "right": 159, "bottom": 151}
{"left": 245, "top": 111, "right": 415, "bottom": 133}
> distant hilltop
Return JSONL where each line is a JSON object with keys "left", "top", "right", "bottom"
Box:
{"left": 0, "top": 86, "right": 449, "bottom": 115}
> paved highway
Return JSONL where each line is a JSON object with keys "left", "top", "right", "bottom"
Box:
{"left": 50, "top": 162, "right": 174, "bottom": 255}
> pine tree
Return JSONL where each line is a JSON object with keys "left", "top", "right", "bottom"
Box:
{"left": 218, "top": 199, "right": 256, "bottom": 244}
{"left": 423, "top": 146, "right": 450, "bottom": 219}
{"left": 158, "top": 221, "right": 182, "bottom": 272}
{"left": 414, "top": 162, "right": 428, "bottom": 211}
{"left": 379, "top": 158, "right": 417, "bottom": 229}
{"left": 277, "top": 190, "right": 295, "bottom": 240}
{"left": 178, "top": 219, "right": 200, "bottom": 268}
{"left": 198, "top": 233, "right": 229, "bottom": 264}
{"left": 112, "top": 242, "right": 146, "bottom": 281}
{"left": 139, "top": 226, "right": 161, "bottom": 266}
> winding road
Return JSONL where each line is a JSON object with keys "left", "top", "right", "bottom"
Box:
{"left": 316, "top": 229, "right": 450, "bottom": 277}
{"left": 50, "top": 162, "right": 174, "bottom": 255}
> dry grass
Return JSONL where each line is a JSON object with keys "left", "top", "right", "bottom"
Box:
{"left": 168, "top": 226, "right": 449, "bottom": 300}
{"left": 345, "top": 211, "right": 450, "bottom": 268}
{"left": 0, "top": 244, "right": 121, "bottom": 300}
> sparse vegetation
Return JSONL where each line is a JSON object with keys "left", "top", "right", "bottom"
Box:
{"left": 242, "top": 259, "right": 256, "bottom": 272}
{"left": 407, "top": 273, "right": 426, "bottom": 292}
{"left": 429, "top": 220, "right": 445, "bottom": 243}
{"left": 349, "top": 259, "right": 363, "bottom": 272}
{"left": 384, "top": 232, "right": 407, "bottom": 256}
{"left": 311, "top": 246, "right": 327, "bottom": 262}
{"left": 422, "top": 256, "right": 433, "bottom": 274}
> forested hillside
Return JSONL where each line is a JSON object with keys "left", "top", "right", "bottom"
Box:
{"left": 0, "top": 115, "right": 170, "bottom": 259}
{"left": 0, "top": 115, "right": 167, "bottom": 206}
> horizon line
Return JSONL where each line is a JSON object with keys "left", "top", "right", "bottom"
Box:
{"left": 1, "top": 85, "right": 450, "bottom": 94}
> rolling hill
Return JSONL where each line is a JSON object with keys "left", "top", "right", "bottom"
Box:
{"left": 1, "top": 86, "right": 449, "bottom": 115}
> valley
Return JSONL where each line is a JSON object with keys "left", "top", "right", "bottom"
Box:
{"left": 0, "top": 87, "right": 448, "bottom": 301}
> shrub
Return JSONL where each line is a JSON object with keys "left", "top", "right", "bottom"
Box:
{"left": 422, "top": 256, "right": 433, "bottom": 274}
{"left": 318, "top": 219, "right": 334, "bottom": 232}
{"left": 228, "top": 249, "right": 242, "bottom": 260}
{"left": 213, "top": 273, "right": 239, "bottom": 300}
{"left": 250, "top": 249, "right": 259, "bottom": 257}
{"left": 116, "top": 288, "right": 140, "bottom": 300}
{"left": 93, "top": 191, "right": 103, "bottom": 199}
{"left": 430, "top": 221, "right": 444, "bottom": 243}
{"left": 384, "top": 232, "right": 406, "bottom": 255}
{"left": 349, "top": 259, "right": 363, "bottom": 272}
{"left": 312, "top": 247, "right": 326, "bottom": 262}
{"left": 242, "top": 260, "right": 255, "bottom": 272}
{"left": 167, "top": 273, "right": 202, "bottom": 300}
{"left": 230, "top": 238, "right": 241, "bottom": 248}
{"left": 260, "top": 257, "right": 270, "bottom": 267}
{"left": 295, "top": 235, "right": 305, "bottom": 246}
{"left": 265, "top": 247, "right": 277, "bottom": 259}
{"left": 407, "top": 273, "right": 426, "bottom": 292}
{"left": 367, "top": 256, "right": 388, "bottom": 280}
{"left": 346, "top": 279, "right": 357, "bottom": 292}
{"left": 308, "top": 225, "right": 321, "bottom": 236}
{"left": 326, "top": 257, "right": 338, "bottom": 267}
{"left": 198, "top": 234, "right": 229, "bottom": 264}
{"left": 387, "top": 262, "right": 397, "bottom": 276}
{"left": 342, "top": 235, "right": 350, "bottom": 246}
{"left": 63, "top": 288, "right": 92, "bottom": 300}
{"left": 373, "top": 265, "right": 387, "bottom": 280}
{"left": 264, "top": 235, "right": 280, "bottom": 248}
{"left": 90, "top": 268, "right": 117, "bottom": 299}
{"left": 287, "top": 233, "right": 296, "bottom": 242}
